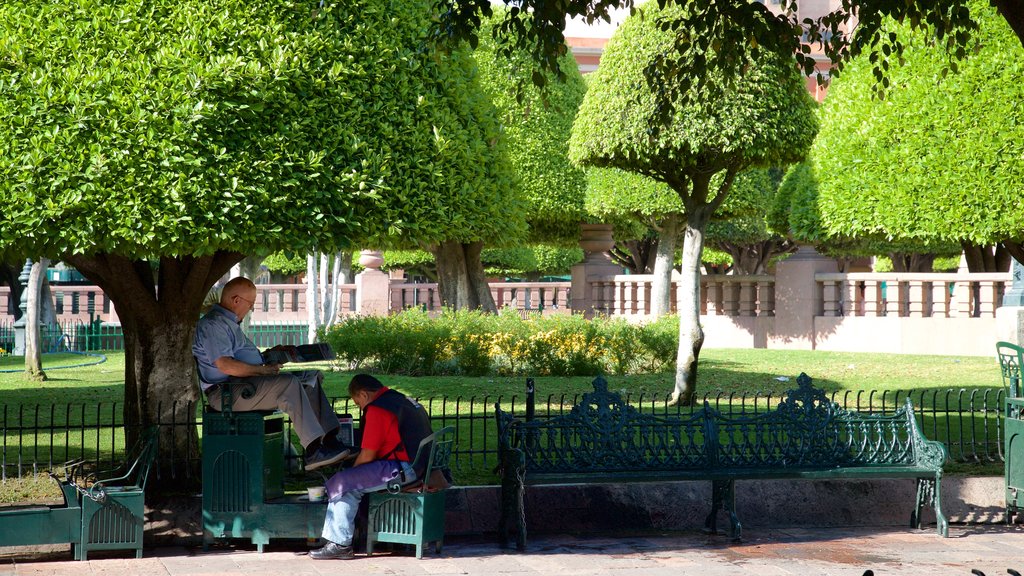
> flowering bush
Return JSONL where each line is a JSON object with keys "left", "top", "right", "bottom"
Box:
{"left": 321, "top": 308, "right": 679, "bottom": 377}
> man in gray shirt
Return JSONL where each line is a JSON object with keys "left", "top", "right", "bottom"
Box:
{"left": 193, "top": 277, "right": 349, "bottom": 470}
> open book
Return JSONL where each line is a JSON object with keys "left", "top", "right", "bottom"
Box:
{"left": 261, "top": 343, "right": 336, "bottom": 364}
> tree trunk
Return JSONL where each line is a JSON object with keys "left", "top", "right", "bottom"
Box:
{"left": 306, "top": 254, "right": 320, "bottom": 343}
{"left": 961, "top": 242, "right": 1012, "bottom": 272}
{"left": 610, "top": 236, "right": 658, "bottom": 274}
{"left": 888, "top": 253, "right": 936, "bottom": 273}
{"left": 433, "top": 240, "right": 497, "bottom": 312}
{"left": 670, "top": 206, "right": 712, "bottom": 406}
{"left": 24, "top": 258, "right": 48, "bottom": 381}
{"left": 64, "top": 252, "right": 240, "bottom": 486}
{"left": 1004, "top": 240, "right": 1024, "bottom": 266}
{"left": 650, "top": 214, "right": 680, "bottom": 318}
{"left": 992, "top": 0, "right": 1024, "bottom": 45}
{"left": 0, "top": 263, "right": 23, "bottom": 318}
{"left": 717, "top": 239, "right": 797, "bottom": 275}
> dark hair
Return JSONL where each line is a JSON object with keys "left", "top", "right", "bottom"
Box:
{"left": 349, "top": 373, "right": 384, "bottom": 396}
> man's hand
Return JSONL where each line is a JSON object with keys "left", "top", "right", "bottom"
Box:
{"left": 259, "top": 363, "right": 282, "bottom": 375}
{"left": 214, "top": 356, "right": 281, "bottom": 378}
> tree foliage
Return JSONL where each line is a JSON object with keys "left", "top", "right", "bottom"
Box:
{"left": 568, "top": 1, "right": 817, "bottom": 404}
{"left": 440, "top": 0, "right": 1018, "bottom": 115}
{"left": 473, "top": 9, "right": 588, "bottom": 244}
{"left": 0, "top": 0, "right": 520, "bottom": 263}
{"left": 786, "top": 2, "right": 1023, "bottom": 268}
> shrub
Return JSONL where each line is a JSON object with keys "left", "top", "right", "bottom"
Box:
{"left": 321, "top": 308, "right": 679, "bottom": 376}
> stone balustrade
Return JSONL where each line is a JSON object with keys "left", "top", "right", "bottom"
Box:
{"left": 0, "top": 270, "right": 1015, "bottom": 357}
{"left": 816, "top": 273, "right": 1008, "bottom": 318}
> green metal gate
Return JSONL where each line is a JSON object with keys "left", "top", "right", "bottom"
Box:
{"left": 997, "top": 341, "right": 1024, "bottom": 523}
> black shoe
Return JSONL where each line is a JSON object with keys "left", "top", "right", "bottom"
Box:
{"left": 310, "top": 541, "right": 354, "bottom": 560}
{"left": 305, "top": 445, "right": 351, "bottom": 471}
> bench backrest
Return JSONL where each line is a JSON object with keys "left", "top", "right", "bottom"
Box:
{"left": 497, "top": 375, "right": 946, "bottom": 474}
{"left": 89, "top": 425, "right": 160, "bottom": 495}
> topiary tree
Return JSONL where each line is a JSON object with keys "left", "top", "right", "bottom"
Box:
{"left": 777, "top": 162, "right": 961, "bottom": 272}
{"left": 475, "top": 9, "right": 588, "bottom": 246}
{"left": 0, "top": 0, "right": 519, "bottom": 472}
{"left": 425, "top": 9, "right": 587, "bottom": 312}
{"left": 569, "top": 2, "right": 818, "bottom": 405}
{"left": 798, "top": 2, "right": 1024, "bottom": 271}
{"left": 585, "top": 165, "right": 778, "bottom": 315}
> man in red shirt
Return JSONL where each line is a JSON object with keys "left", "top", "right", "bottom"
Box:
{"left": 311, "top": 374, "right": 433, "bottom": 560}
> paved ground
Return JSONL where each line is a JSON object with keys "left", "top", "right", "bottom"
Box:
{"left": 2, "top": 525, "right": 1023, "bottom": 576}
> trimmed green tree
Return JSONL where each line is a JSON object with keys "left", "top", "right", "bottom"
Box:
{"left": 0, "top": 0, "right": 519, "bottom": 471}
{"left": 797, "top": 2, "right": 1024, "bottom": 271}
{"left": 569, "top": 2, "right": 818, "bottom": 404}
{"left": 777, "top": 162, "right": 961, "bottom": 271}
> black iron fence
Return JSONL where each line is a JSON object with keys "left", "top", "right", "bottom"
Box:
{"left": 0, "top": 387, "right": 1007, "bottom": 485}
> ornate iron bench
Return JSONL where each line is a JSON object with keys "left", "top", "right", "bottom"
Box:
{"left": 998, "top": 341, "right": 1024, "bottom": 523}
{"left": 0, "top": 425, "right": 159, "bottom": 560}
{"left": 495, "top": 374, "right": 948, "bottom": 550}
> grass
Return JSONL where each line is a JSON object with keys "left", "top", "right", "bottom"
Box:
{"left": 1, "top": 348, "right": 1003, "bottom": 404}
{"left": 0, "top": 348, "right": 1008, "bottom": 496}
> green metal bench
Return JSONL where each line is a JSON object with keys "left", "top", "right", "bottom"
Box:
{"left": 998, "top": 341, "right": 1024, "bottom": 523}
{"left": 495, "top": 374, "right": 948, "bottom": 550}
{"left": 366, "top": 426, "right": 455, "bottom": 559}
{"left": 0, "top": 425, "right": 159, "bottom": 560}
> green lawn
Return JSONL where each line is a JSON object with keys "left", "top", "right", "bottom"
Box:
{"left": 0, "top": 348, "right": 1007, "bottom": 495}
{"left": 2, "top": 348, "right": 1000, "bottom": 404}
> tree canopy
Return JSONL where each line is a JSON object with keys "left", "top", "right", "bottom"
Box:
{"left": 441, "top": 0, "right": 1021, "bottom": 112}
{"left": 473, "top": 9, "right": 588, "bottom": 245}
{"left": 0, "top": 0, "right": 523, "bottom": 474}
{"left": 0, "top": 0, "right": 519, "bottom": 263}
{"left": 568, "top": 1, "right": 818, "bottom": 404}
{"left": 787, "top": 1, "right": 1024, "bottom": 269}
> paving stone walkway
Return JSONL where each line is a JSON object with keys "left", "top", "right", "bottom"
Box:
{"left": 2, "top": 526, "right": 1023, "bottom": 576}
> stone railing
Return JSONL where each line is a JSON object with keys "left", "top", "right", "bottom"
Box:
{"left": 589, "top": 274, "right": 776, "bottom": 318}
{"left": 816, "top": 273, "right": 1009, "bottom": 318}
{"left": 389, "top": 282, "right": 571, "bottom": 315}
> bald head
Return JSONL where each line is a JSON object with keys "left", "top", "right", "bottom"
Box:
{"left": 220, "top": 277, "right": 256, "bottom": 318}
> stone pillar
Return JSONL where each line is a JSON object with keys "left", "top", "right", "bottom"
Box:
{"left": 570, "top": 224, "right": 622, "bottom": 318}
{"left": 355, "top": 250, "right": 390, "bottom": 317}
{"left": 768, "top": 245, "right": 838, "bottom": 350}
{"left": 12, "top": 259, "right": 32, "bottom": 355}
{"left": 996, "top": 257, "right": 1024, "bottom": 346}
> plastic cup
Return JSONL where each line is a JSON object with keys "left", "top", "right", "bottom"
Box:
{"left": 307, "top": 486, "right": 326, "bottom": 502}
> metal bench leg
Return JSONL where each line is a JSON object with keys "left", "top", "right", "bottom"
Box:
{"left": 723, "top": 480, "right": 741, "bottom": 541}
{"left": 934, "top": 477, "right": 948, "bottom": 537}
{"left": 705, "top": 480, "right": 727, "bottom": 535}
{"left": 911, "top": 479, "right": 925, "bottom": 529}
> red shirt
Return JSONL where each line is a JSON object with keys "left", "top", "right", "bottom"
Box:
{"left": 361, "top": 387, "right": 410, "bottom": 461}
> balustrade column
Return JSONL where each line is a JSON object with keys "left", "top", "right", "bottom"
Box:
{"left": 757, "top": 281, "right": 775, "bottom": 317}
{"left": 738, "top": 281, "right": 756, "bottom": 317}
{"left": 570, "top": 224, "right": 622, "bottom": 319}
{"left": 821, "top": 280, "right": 840, "bottom": 317}
{"left": 355, "top": 250, "right": 391, "bottom": 317}
{"left": 954, "top": 280, "right": 973, "bottom": 318}
{"left": 705, "top": 281, "right": 721, "bottom": 316}
{"left": 863, "top": 280, "right": 882, "bottom": 317}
